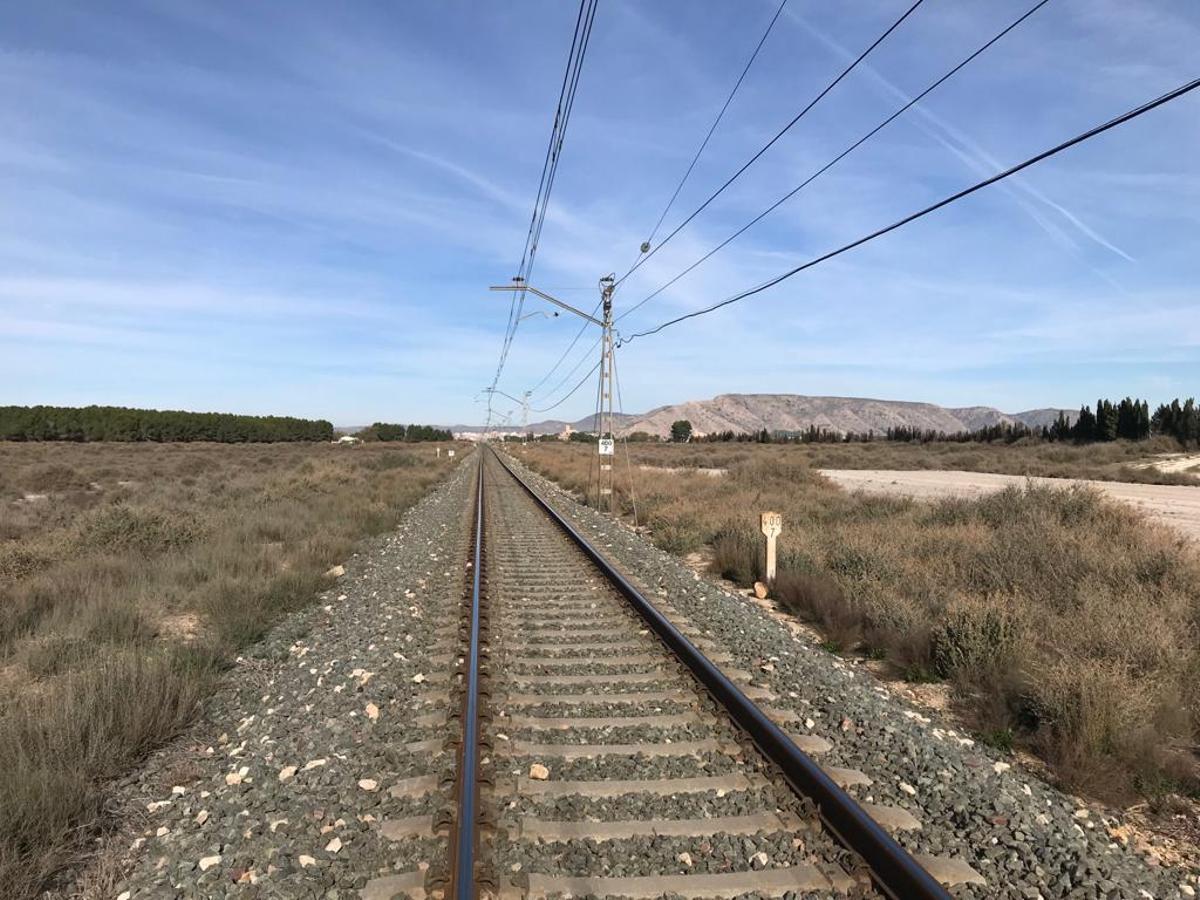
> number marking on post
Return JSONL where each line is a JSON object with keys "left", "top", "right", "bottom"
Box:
{"left": 760, "top": 512, "right": 782, "bottom": 582}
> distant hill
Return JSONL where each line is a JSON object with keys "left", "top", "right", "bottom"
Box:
{"left": 453, "top": 394, "right": 1074, "bottom": 439}
{"left": 1010, "top": 408, "right": 1077, "bottom": 430}
{"left": 451, "top": 413, "right": 638, "bottom": 436}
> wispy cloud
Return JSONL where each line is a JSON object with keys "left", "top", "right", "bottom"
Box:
{"left": 784, "top": 7, "right": 1137, "bottom": 263}
{"left": 0, "top": 0, "right": 1196, "bottom": 422}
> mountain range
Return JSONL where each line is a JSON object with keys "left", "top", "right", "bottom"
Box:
{"left": 452, "top": 394, "right": 1073, "bottom": 439}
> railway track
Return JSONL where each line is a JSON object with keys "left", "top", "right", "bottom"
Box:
{"left": 441, "top": 447, "right": 952, "bottom": 899}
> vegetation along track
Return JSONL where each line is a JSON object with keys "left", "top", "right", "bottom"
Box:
{"left": 443, "top": 447, "right": 958, "bottom": 898}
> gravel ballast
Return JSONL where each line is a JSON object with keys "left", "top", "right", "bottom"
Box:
{"left": 87, "top": 450, "right": 1199, "bottom": 899}
{"left": 101, "top": 458, "right": 478, "bottom": 898}
{"left": 482, "top": 452, "right": 869, "bottom": 897}
{"left": 502, "top": 451, "right": 1200, "bottom": 900}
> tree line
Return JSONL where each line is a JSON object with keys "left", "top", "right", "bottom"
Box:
{"left": 686, "top": 395, "right": 1200, "bottom": 446}
{"left": 358, "top": 422, "right": 453, "bottom": 442}
{"left": 0, "top": 405, "right": 334, "bottom": 442}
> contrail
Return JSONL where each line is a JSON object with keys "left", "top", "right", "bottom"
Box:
{"left": 787, "top": 10, "right": 1137, "bottom": 263}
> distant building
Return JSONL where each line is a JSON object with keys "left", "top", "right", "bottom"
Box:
{"left": 558, "top": 424, "right": 575, "bottom": 441}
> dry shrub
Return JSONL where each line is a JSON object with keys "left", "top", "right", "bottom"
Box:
{"left": 0, "top": 545, "right": 50, "bottom": 581}
{"left": 773, "top": 570, "right": 862, "bottom": 650}
{"left": 930, "top": 594, "right": 1022, "bottom": 680}
{"left": 76, "top": 504, "right": 201, "bottom": 555}
{"left": 367, "top": 451, "right": 418, "bottom": 471}
{"left": 797, "top": 433, "right": 1199, "bottom": 486}
{"left": 18, "top": 634, "right": 95, "bottom": 678}
{"left": 709, "top": 526, "right": 762, "bottom": 584}
{"left": 204, "top": 570, "right": 326, "bottom": 646}
{"left": 648, "top": 513, "right": 705, "bottom": 554}
{"left": 0, "top": 556, "right": 135, "bottom": 652}
{"left": 0, "top": 646, "right": 222, "bottom": 898}
{"left": 27, "top": 463, "right": 89, "bottom": 493}
{"left": 519, "top": 441, "right": 1200, "bottom": 803}
{"left": 0, "top": 439, "right": 464, "bottom": 898}
{"left": 1030, "top": 658, "right": 1166, "bottom": 790}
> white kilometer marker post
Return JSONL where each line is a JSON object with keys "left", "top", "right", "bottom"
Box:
{"left": 760, "top": 512, "right": 782, "bottom": 583}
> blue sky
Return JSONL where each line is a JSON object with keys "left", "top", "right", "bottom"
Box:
{"left": 2, "top": 0, "right": 1197, "bottom": 426}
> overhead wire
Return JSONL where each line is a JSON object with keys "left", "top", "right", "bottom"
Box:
{"left": 624, "top": 0, "right": 789, "bottom": 277}
{"left": 614, "top": 0, "right": 928, "bottom": 289}
{"left": 486, "top": 0, "right": 598, "bottom": 423}
{"left": 525, "top": 0, "right": 787, "bottom": 416}
{"left": 535, "top": 332, "right": 602, "bottom": 402}
{"left": 498, "top": 0, "right": 596, "bottom": 381}
{"left": 488, "top": 0, "right": 586, "bottom": 406}
{"left": 521, "top": 0, "right": 598, "bottom": 284}
{"left": 527, "top": 298, "right": 604, "bottom": 395}
{"left": 622, "top": 75, "right": 1200, "bottom": 343}
{"left": 530, "top": 359, "right": 602, "bottom": 413}
{"left": 616, "top": 0, "right": 1054, "bottom": 325}
{"left": 527, "top": 0, "right": 785, "bottom": 402}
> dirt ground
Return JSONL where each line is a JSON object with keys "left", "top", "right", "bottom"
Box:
{"left": 1139, "top": 452, "right": 1200, "bottom": 474}
{"left": 820, "top": 468, "right": 1200, "bottom": 541}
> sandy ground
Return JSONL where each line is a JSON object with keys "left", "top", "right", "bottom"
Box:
{"left": 1136, "top": 452, "right": 1200, "bottom": 474}
{"left": 819, "top": 469, "right": 1200, "bottom": 541}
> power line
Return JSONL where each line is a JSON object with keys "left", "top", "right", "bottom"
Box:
{"left": 527, "top": 298, "right": 603, "bottom": 394}
{"left": 489, "top": 0, "right": 587, "bottom": 400}
{"left": 534, "top": 332, "right": 602, "bottom": 403}
{"left": 531, "top": 0, "right": 779, "bottom": 398}
{"left": 617, "top": 0, "right": 1054, "bottom": 326}
{"left": 518, "top": 1, "right": 590, "bottom": 279}
{"left": 624, "top": 75, "right": 1200, "bottom": 343}
{"left": 522, "top": 0, "right": 597, "bottom": 282}
{"left": 494, "top": 0, "right": 596, "bottom": 382}
{"left": 531, "top": 359, "right": 602, "bottom": 412}
{"left": 614, "top": 0, "right": 927, "bottom": 288}
{"left": 486, "top": 0, "right": 598, "bottom": 423}
{"left": 632, "top": 0, "right": 788, "bottom": 265}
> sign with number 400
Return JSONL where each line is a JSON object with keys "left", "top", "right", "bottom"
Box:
{"left": 598, "top": 438, "right": 615, "bottom": 456}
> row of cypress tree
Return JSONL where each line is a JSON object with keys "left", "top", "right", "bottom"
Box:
{"left": 0, "top": 405, "right": 334, "bottom": 442}
{"left": 1150, "top": 398, "right": 1200, "bottom": 444}
{"left": 695, "top": 396, "right": 1199, "bottom": 446}
{"left": 358, "top": 423, "right": 453, "bottom": 442}
{"left": 1056, "top": 397, "right": 1199, "bottom": 444}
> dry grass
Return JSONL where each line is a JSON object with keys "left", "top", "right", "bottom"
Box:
{"left": 790, "top": 436, "right": 1200, "bottom": 486}
{"left": 0, "top": 441, "right": 464, "bottom": 899}
{"left": 514, "top": 442, "right": 1200, "bottom": 808}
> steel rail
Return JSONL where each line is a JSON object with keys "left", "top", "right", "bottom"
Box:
{"left": 448, "top": 456, "right": 486, "bottom": 900}
{"left": 485, "top": 446, "right": 951, "bottom": 900}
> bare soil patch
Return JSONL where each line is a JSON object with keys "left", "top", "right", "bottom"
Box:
{"left": 1138, "top": 452, "right": 1200, "bottom": 475}
{"left": 820, "top": 468, "right": 1200, "bottom": 541}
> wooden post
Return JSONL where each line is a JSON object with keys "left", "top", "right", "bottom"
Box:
{"left": 760, "top": 512, "right": 782, "bottom": 583}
